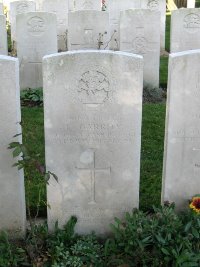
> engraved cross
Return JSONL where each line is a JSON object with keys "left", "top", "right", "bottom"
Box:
{"left": 77, "top": 151, "right": 111, "bottom": 204}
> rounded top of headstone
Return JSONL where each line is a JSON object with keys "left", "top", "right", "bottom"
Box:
{"left": 0, "top": 55, "right": 18, "bottom": 62}
{"left": 170, "top": 49, "right": 200, "bottom": 58}
{"left": 43, "top": 50, "right": 143, "bottom": 62}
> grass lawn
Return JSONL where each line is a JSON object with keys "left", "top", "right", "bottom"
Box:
{"left": 165, "top": 13, "right": 171, "bottom": 53}
{"left": 160, "top": 56, "right": 168, "bottom": 88}
{"left": 21, "top": 104, "right": 166, "bottom": 215}
{"left": 22, "top": 107, "right": 46, "bottom": 216}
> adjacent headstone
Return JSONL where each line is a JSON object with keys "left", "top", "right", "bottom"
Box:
{"left": 44, "top": 50, "right": 143, "bottom": 235}
{"left": 68, "top": 11, "right": 110, "bottom": 50}
{"left": 40, "top": 0, "right": 68, "bottom": 51}
{"left": 0, "top": 2, "right": 3, "bottom": 14}
{"left": 0, "top": 15, "right": 7, "bottom": 55}
{"left": 187, "top": 0, "right": 195, "bottom": 8}
{"left": 72, "top": 0, "right": 102, "bottom": 11}
{"left": 120, "top": 9, "right": 160, "bottom": 89}
{"left": 68, "top": 0, "right": 74, "bottom": 11}
{"left": 0, "top": 55, "right": 26, "bottom": 237}
{"left": 141, "top": 0, "right": 166, "bottom": 51}
{"left": 16, "top": 12, "right": 58, "bottom": 89}
{"left": 171, "top": 9, "right": 200, "bottom": 53}
{"left": 10, "top": 1, "right": 36, "bottom": 45}
{"left": 108, "top": 0, "right": 141, "bottom": 50}
{"left": 33, "top": 0, "right": 42, "bottom": 10}
{"left": 162, "top": 50, "right": 200, "bottom": 210}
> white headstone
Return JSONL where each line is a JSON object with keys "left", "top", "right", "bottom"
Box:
{"left": 171, "top": 8, "right": 200, "bottom": 53}
{"left": 44, "top": 50, "right": 143, "bottom": 235}
{"left": 0, "top": 15, "right": 7, "bottom": 55}
{"left": 16, "top": 12, "right": 58, "bottom": 89}
{"left": 187, "top": 0, "right": 195, "bottom": 8}
{"left": 162, "top": 50, "right": 200, "bottom": 210}
{"left": 40, "top": 0, "right": 68, "bottom": 51}
{"left": 69, "top": 0, "right": 74, "bottom": 11}
{"left": 0, "top": 2, "right": 3, "bottom": 14}
{"left": 68, "top": 11, "right": 110, "bottom": 50}
{"left": 108, "top": 0, "right": 141, "bottom": 50}
{"left": 120, "top": 9, "right": 160, "bottom": 89}
{"left": 141, "top": 0, "right": 166, "bottom": 51}
{"left": 72, "top": 0, "right": 102, "bottom": 11}
{"left": 10, "top": 1, "right": 36, "bottom": 45}
{"left": 33, "top": 0, "right": 42, "bottom": 10}
{"left": 0, "top": 55, "right": 26, "bottom": 237}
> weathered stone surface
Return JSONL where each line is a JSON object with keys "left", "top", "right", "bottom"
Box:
{"left": 0, "top": 55, "right": 26, "bottom": 237}
{"left": 120, "top": 9, "right": 160, "bottom": 89}
{"left": 162, "top": 50, "right": 200, "bottom": 210}
{"left": 68, "top": 11, "right": 109, "bottom": 50}
{"left": 40, "top": 0, "right": 68, "bottom": 51}
{"left": 72, "top": 0, "right": 102, "bottom": 11}
{"left": 68, "top": 0, "right": 74, "bottom": 11}
{"left": 10, "top": 1, "right": 36, "bottom": 44}
{"left": 187, "top": 0, "right": 195, "bottom": 8}
{"left": 43, "top": 50, "right": 143, "bottom": 235}
{"left": 16, "top": 12, "right": 57, "bottom": 89}
{"left": 171, "top": 8, "right": 200, "bottom": 53}
{"left": 0, "top": 3, "right": 3, "bottom": 14}
{"left": 141, "top": 0, "right": 166, "bottom": 51}
{"left": 33, "top": 0, "right": 42, "bottom": 10}
{"left": 108, "top": 0, "right": 140, "bottom": 50}
{"left": 0, "top": 15, "right": 7, "bottom": 55}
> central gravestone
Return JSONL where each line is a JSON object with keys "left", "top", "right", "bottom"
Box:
{"left": 43, "top": 51, "right": 143, "bottom": 235}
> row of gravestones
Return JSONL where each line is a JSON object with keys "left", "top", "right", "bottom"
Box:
{"left": 0, "top": 2, "right": 199, "bottom": 91}
{"left": 1, "top": 0, "right": 166, "bottom": 51}
{"left": 0, "top": 48, "right": 200, "bottom": 237}
{"left": 0, "top": 0, "right": 167, "bottom": 90}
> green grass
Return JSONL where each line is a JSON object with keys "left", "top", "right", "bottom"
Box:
{"left": 160, "top": 56, "right": 169, "bottom": 88}
{"left": 21, "top": 104, "right": 166, "bottom": 214}
{"left": 165, "top": 13, "right": 171, "bottom": 52}
{"left": 140, "top": 104, "right": 166, "bottom": 210}
{"left": 21, "top": 107, "right": 46, "bottom": 216}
